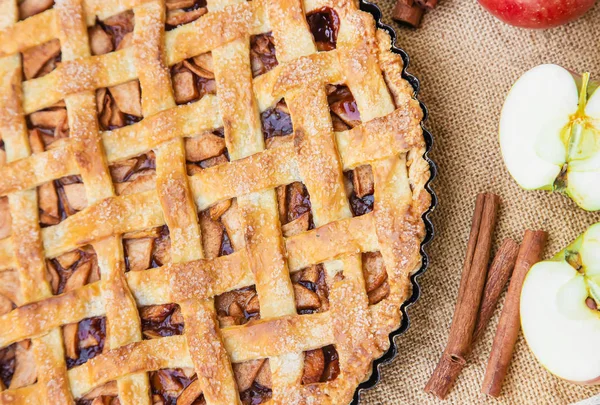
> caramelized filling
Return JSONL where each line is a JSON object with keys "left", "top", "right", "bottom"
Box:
{"left": 286, "top": 183, "right": 311, "bottom": 224}
{"left": 150, "top": 368, "right": 201, "bottom": 405}
{"left": 250, "top": 33, "right": 278, "bottom": 78}
{"left": 65, "top": 316, "right": 106, "bottom": 369}
{"left": 306, "top": 7, "right": 340, "bottom": 52}
{"left": 345, "top": 170, "right": 374, "bottom": 216}
{"left": 19, "top": 0, "right": 55, "bottom": 20}
{"left": 141, "top": 303, "right": 184, "bottom": 339}
{"left": 327, "top": 85, "right": 361, "bottom": 130}
{"left": 240, "top": 383, "right": 272, "bottom": 405}
{"left": 301, "top": 345, "right": 340, "bottom": 384}
{"left": 97, "top": 10, "right": 134, "bottom": 50}
{"left": 215, "top": 286, "right": 260, "bottom": 327}
{"left": 0, "top": 340, "right": 37, "bottom": 390}
{"left": 260, "top": 99, "right": 292, "bottom": 140}
{"left": 291, "top": 264, "right": 329, "bottom": 315}
{"left": 0, "top": 344, "right": 16, "bottom": 389}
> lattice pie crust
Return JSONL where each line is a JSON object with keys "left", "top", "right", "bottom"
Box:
{"left": 0, "top": 0, "right": 430, "bottom": 403}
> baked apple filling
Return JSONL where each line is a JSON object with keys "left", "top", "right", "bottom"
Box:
{"left": 19, "top": 0, "right": 54, "bottom": 20}
{"left": 306, "top": 7, "right": 340, "bottom": 52}
{"left": 261, "top": 99, "right": 292, "bottom": 142}
{"left": 362, "top": 252, "right": 390, "bottom": 305}
{"left": 291, "top": 265, "right": 329, "bottom": 315}
{"left": 150, "top": 368, "right": 203, "bottom": 405}
{"left": 76, "top": 381, "right": 120, "bottom": 405}
{"left": 140, "top": 303, "right": 184, "bottom": 339}
{"left": 0, "top": 340, "right": 37, "bottom": 391}
{"left": 65, "top": 316, "right": 106, "bottom": 369}
{"left": 48, "top": 248, "right": 103, "bottom": 369}
{"left": 250, "top": 33, "right": 277, "bottom": 78}
{"left": 22, "top": 38, "right": 61, "bottom": 80}
{"left": 235, "top": 359, "right": 272, "bottom": 404}
{"left": 91, "top": 11, "right": 143, "bottom": 129}
{"left": 165, "top": 0, "right": 208, "bottom": 30}
{"left": 170, "top": 53, "right": 216, "bottom": 105}
{"left": 326, "top": 84, "right": 375, "bottom": 217}
{"left": 46, "top": 246, "right": 100, "bottom": 295}
{"left": 301, "top": 345, "right": 340, "bottom": 384}
{"left": 215, "top": 287, "right": 260, "bottom": 328}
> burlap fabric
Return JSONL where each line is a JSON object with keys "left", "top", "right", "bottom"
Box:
{"left": 360, "top": 2, "right": 600, "bottom": 404}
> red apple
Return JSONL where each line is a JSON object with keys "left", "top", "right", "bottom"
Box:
{"left": 478, "top": 0, "right": 596, "bottom": 28}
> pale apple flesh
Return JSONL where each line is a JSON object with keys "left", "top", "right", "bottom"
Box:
{"left": 478, "top": 0, "right": 596, "bottom": 29}
{"left": 499, "top": 64, "right": 600, "bottom": 211}
{"left": 521, "top": 223, "right": 600, "bottom": 383}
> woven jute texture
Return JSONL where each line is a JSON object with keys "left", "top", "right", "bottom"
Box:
{"left": 361, "top": 1, "right": 600, "bottom": 404}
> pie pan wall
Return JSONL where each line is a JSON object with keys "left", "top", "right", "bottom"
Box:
{"left": 351, "top": 1, "right": 437, "bottom": 403}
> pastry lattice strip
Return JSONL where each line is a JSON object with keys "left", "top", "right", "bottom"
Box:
{"left": 0, "top": 0, "right": 431, "bottom": 403}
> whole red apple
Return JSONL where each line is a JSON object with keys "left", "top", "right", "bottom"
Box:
{"left": 478, "top": 0, "right": 596, "bottom": 28}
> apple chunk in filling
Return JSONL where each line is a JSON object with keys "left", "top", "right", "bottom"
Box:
{"left": 521, "top": 222, "right": 600, "bottom": 383}
{"left": 500, "top": 64, "right": 600, "bottom": 211}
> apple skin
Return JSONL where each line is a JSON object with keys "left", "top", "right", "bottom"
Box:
{"left": 478, "top": 0, "right": 596, "bottom": 28}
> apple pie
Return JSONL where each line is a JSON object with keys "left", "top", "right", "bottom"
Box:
{"left": 0, "top": 0, "right": 431, "bottom": 403}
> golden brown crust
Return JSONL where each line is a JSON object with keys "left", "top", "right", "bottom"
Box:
{"left": 0, "top": 0, "right": 431, "bottom": 403}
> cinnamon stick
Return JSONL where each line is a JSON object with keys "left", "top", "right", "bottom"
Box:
{"left": 415, "top": 0, "right": 438, "bottom": 9}
{"left": 424, "top": 238, "right": 519, "bottom": 399}
{"left": 472, "top": 239, "right": 520, "bottom": 342}
{"left": 424, "top": 193, "right": 500, "bottom": 398}
{"left": 481, "top": 230, "right": 547, "bottom": 397}
{"left": 392, "top": 0, "right": 424, "bottom": 28}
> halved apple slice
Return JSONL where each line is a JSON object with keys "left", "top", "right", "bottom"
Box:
{"left": 521, "top": 223, "right": 600, "bottom": 383}
{"left": 500, "top": 64, "right": 600, "bottom": 210}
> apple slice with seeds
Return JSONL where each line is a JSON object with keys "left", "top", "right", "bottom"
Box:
{"left": 500, "top": 64, "right": 600, "bottom": 210}
{"left": 521, "top": 222, "right": 600, "bottom": 383}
